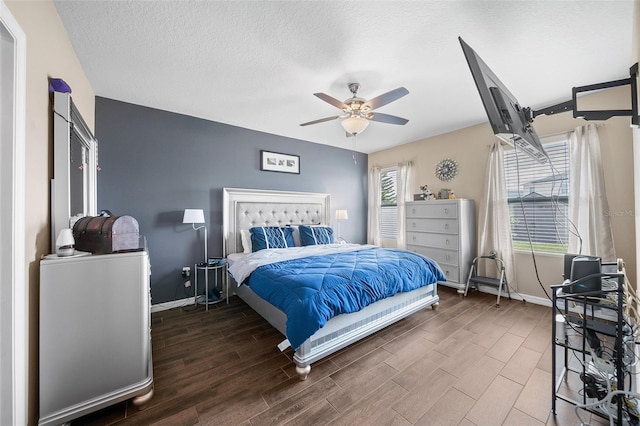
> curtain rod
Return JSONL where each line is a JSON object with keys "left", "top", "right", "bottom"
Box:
{"left": 541, "top": 122, "right": 605, "bottom": 140}
{"left": 488, "top": 123, "right": 607, "bottom": 148}
{"left": 372, "top": 160, "right": 413, "bottom": 170}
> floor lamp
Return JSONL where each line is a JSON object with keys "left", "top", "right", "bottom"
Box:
{"left": 183, "top": 208, "right": 207, "bottom": 265}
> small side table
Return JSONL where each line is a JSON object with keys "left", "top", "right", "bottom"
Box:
{"left": 194, "top": 261, "right": 227, "bottom": 311}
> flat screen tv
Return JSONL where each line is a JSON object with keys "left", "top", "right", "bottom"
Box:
{"left": 459, "top": 37, "right": 549, "bottom": 163}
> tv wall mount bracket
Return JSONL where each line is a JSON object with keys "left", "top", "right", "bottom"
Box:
{"left": 526, "top": 62, "right": 639, "bottom": 126}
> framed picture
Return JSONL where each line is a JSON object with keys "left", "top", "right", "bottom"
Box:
{"left": 260, "top": 150, "right": 300, "bottom": 174}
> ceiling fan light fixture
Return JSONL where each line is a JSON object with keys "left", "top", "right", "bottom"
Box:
{"left": 302, "top": 83, "right": 409, "bottom": 134}
{"left": 341, "top": 115, "right": 369, "bottom": 135}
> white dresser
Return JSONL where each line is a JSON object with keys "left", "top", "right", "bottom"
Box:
{"left": 39, "top": 251, "right": 154, "bottom": 425}
{"left": 406, "top": 199, "right": 476, "bottom": 291}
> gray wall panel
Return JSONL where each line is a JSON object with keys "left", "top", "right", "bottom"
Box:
{"left": 95, "top": 97, "right": 368, "bottom": 304}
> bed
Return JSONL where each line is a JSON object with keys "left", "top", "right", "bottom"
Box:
{"left": 222, "top": 187, "right": 441, "bottom": 380}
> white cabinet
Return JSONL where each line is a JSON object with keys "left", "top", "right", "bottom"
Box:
{"left": 406, "top": 200, "right": 476, "bottom": 291}
{"left": 39, "top": 251, "right": 153, "bottom": 426}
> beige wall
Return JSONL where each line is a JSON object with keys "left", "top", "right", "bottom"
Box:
{"left": 369, "top": 86, "right": 636, "bottom": 301}
{"left": 5, "top": 0, "right": 94, "bottom": 423}
{"left": 634, "top": 0, "right": 639, "bottom": 65}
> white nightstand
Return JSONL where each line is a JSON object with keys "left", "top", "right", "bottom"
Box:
{"left": 194, "top": 261, "right": 227, "bottom": 310}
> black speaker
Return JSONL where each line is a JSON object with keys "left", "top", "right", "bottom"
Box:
{"left": 563, "top": 253, "right": 579, "bottom": 280}
{"left": 568, "top": 256, "right": 602, "bottom": 295}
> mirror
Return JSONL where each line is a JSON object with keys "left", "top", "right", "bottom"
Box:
{"left": 51, "top": 91, "right": 97, "bottom": 252}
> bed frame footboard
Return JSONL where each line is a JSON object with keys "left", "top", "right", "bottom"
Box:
{"left": 291, "top": 283, "right": 438, "bottom": 380}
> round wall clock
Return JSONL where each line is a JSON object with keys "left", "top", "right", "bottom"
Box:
{"left": 435, "top": 158, "right": 458, "bottom": 181}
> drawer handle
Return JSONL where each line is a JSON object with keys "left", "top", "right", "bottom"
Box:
{"left": 444, "top": 208, "right": 449, "bottom": 214}
{"left": 445, "top": 270, "right": 450, "bottom": 276}
{"left": 444, "top": 223, "right": 449, "bottom": 230}
{"left": 445, "top": 239, "right": 450, "bottom": 245}
{"left": 412, "top": 236, "right": 416, "bottom": 241}
{"left": 445, "top": 254, "right": 451, "bottom": 261}
{"left": 412, "top": 222, "right": 416, "bottom": 228}
{"left": 412, "top": 208, "right": 416, "bottom": 215}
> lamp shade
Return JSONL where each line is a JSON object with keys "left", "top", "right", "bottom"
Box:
{"left": 183, "top": 208, "right": 205, "bottom": 224}
{"left": 56, "top": 228, "right": 75, "bottom": 256}
{"left": 341, "top": 116, "right": 369, "bottom": 135}
{"left": 335, "top": 209, "right": 349, "bottom": 220}
{"left": 56, "top": 228, "right": 75, "bottom": 247}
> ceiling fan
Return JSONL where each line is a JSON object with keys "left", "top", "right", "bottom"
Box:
{"left": 300, "top": 83, "right": 409, "bottom": 136}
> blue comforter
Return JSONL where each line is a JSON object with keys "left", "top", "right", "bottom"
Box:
{"left": 247, "top": 247, "right": 445, "bottom": 350}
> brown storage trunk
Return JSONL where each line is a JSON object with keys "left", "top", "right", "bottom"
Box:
{"left": 72, "top": 215, "right": 140, "bottom": 254}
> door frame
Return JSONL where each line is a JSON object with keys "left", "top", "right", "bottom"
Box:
{"left": 0, "top": 1, "right": 27, "bottom": 424}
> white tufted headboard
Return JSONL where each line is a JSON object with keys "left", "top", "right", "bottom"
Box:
{"left": 222, "top": 188, "right": 331, "bottom": 256}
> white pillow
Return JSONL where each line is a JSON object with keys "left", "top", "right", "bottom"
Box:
{"left": 240, "top": 229, "right": 252, "bottom": 254}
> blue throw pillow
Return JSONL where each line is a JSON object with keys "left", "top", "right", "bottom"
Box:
{"left": 299, "top": 225, "right": 334, "bottom": 246}
{"left": 249, "top": 226, "right": 295, "bottom": 252}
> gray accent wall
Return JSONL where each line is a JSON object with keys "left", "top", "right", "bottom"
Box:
{"left": 95, "top": 97, "right": 368, "bottom": 304}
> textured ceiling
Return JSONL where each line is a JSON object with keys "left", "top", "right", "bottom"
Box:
{"left": 54, "top": 1, "right": 635, "bottom": 154}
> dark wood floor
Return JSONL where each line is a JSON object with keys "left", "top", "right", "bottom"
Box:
{"left": 73, "top": 287, "right": 609, "bottom": 425}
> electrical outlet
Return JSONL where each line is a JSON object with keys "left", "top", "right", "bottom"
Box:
{"left": 182, "top": 266, "right": 190, "bottom": 278}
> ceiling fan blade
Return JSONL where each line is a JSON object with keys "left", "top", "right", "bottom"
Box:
{"left": 362, "top": 87, "right": 409, "bottom": 110}
{"left": 367, "top": 112, "right": 409, "bottom": 125}
{"left": 300, "top": 115, "right": 341, "bottom": 126}
{"left": 314, "top": 93, "right": 349, "bottom": 110}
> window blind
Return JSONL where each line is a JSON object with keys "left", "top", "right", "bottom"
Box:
{"left": 504, "top": 140, "right": 570, "bottom": 252}
{"left": 380, "top": 168, "right": 398, "bottom": 239}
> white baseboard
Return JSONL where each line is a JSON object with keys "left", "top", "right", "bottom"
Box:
{"left": 151, "top": 285, "right": 551, "bottom": 313}
{"left": 151, "top": 297, "right": 195, "bottom": 313}
{"left": 468, "top": 284, "right": 552, "bottom": 307}
{"left": 151, "top": 285, "right": 553, "bottom": 314}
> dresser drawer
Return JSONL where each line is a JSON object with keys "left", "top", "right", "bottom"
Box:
{"left": 407, "top": 218, "right": 459, "bottom": 235}
{"left": 439, "top": 264, "right": 461, "bottom": 283}
{"left": 407, "top": 232, "right": 459, "bottom": 250}
{"left": 407, "top": 245, "right": 458, "bottom": 266}
{"left": 407, "top": 202, "right": 458, "bottom": 219}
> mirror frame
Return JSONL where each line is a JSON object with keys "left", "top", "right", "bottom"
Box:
{"left": 51, "top": 91, "right": 97, "bottom": 252}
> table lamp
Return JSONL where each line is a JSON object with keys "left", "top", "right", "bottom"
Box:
{"left": 56, "top": 228, "right": 75, "bottom": 257}
{"left": 335, "top": 209, "right": 348, "bottom": 240}
{"left": 183, "top": 208, "right": 207, "bottom": 264}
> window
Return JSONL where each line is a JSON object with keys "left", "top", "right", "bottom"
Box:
{"left": 504, "top": 139, "right": 570, "bottom": 253}
{"left": 380, "top": 168, "right": 397, "bottom": 239}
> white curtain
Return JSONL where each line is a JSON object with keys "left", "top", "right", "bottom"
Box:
{"left": 396, "top": 161, "right": 413, "bottom": 249}
{"left": 478, "top": 140, "right": 516, "bottom": 286}
{"left": 367, "top": 166, "right": 381, "bottom": 246}
{"left": 568, "top": 124, "right": 616, "bottom": 261}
